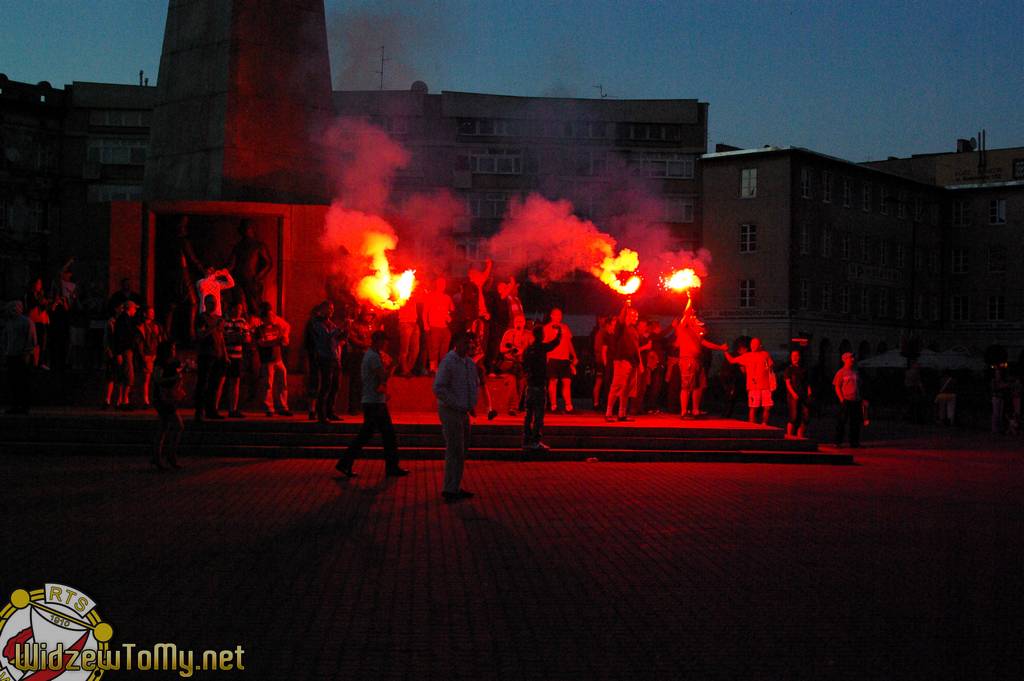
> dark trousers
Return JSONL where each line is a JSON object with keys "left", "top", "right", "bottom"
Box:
{"left": 788, "top": 396, "right": 810, "bottom": 428}
{"left": 835, "top": 399, "right": 862, "bottom": 446}
{"left": 339, "top": 403, "right": 399, "bottom": 469}
{"left": 195, "top": 354, "right": 226, "bottom": 415}
{"left": 345, "top": 350, "right": 365, "bottom": 413}
{"left": 523, "top": 385, "right": 546, "bottom": 445}
{"left": 5, "top": 354, "right": 31, "bottom": 413}
{"left": 317, "top": 363, "right": 340, "bottom": 420}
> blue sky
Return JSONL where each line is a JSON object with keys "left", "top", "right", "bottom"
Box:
{"left": 2, "top": 0, "right": 1022, "bottom": 161}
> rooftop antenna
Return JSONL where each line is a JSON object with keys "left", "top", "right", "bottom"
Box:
{"left": 376, "top": 45, "right": 390, "bottom": 90}
{"left": 593, "top": 84, "right": 608, "bottom": 99}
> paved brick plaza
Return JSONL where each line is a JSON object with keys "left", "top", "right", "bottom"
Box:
{"left": 3, "top": 423, "right": 1022, "bottom": 680}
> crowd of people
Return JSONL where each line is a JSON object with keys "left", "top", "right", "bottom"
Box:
{"left": 3, "top": 254, "right": 1023, "bottom": 483}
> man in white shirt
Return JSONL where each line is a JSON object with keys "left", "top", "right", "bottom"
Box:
{"left": 196, "top": 267, "right": 235, "bottom": 316}
{"left": 433, "top": 331, "right": 480, "bottom": 502}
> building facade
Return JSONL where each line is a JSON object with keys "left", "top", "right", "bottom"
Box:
{"left": 700, "top": 147, "right": 948, "bottom": 365}
{"left": 0, "top": 75, "right": 155, "bottom": 296}
{"left": 334, "top": 87, "right": 708, "bottom": 260}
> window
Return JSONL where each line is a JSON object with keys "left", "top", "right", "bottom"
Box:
{"left": 741, "top": 168, "right": 757, "bottom": 198}
{"left": 800, "top": 168, "right": 812, "bottom": 198}
{"left": 878, "top": 241, "right": 888, "bottom": 266}
{"left": 930, "top": 296, "right": 939, "bottom": 321}
{"left": 989, "top": 247, "right": 1006, "bottom": 273}
{"left": 878, "top": 289, "right": 889, "bottom": 317}
{"left": 862, "top": 182, "right": 872, "bottom": 211}
{"left": 839, "top": 285, "right": 850, "bottom": 314}
{"left": 927, "top": 250, "right": 938, "bottom": 274}
{"left": 860, "top": 288, "right": 870, "bottom": 315}
{"left": 821, "top": 228, "right": 833, "bottom": 257}
{"left": 0, "top": 198, "right": 7, "bottom": 230}
{"left": 989, "top": 199, "right": 1006, "bottom": 224}
{"left": 575, "top": 149, "right": 606, "bottom": 176}
{"left": 880, "top": 186, "right": 889, "bottom": 215}
{"left": 87, "top": 137, "right": 147, "bottom": 165}
{"left": 799, "top": 279, "right": 811, "bottom": 309}
{"left": 739, "top": 224, "right": 757, "bottom": 253}
{"left": 800, "top": 224, "right": 811, "bottom": 254}
{"left": 739, "top": 279, "right": 755, "bottom": 308}
{"left": 663, "top": 197, "right": 694, "bottom": 223}
{"left": 913, "top": 196, "right": 923, "bottom": 222}
{"left": 629, "top": 152, "right": 694, "bottom": 178}
{"left": 895, "top": 244, "right": 905, "bottom": 269}
{"left": 458, "top": 118, "right": 518, "bottom": 136}
{"left": 897, "top": 190, "right": 907, "bottom": 219}
{"left": 860, "top": 236, "right": 870, "bottom": 263}
{"left": 87, "top": 184, "right": 142, "bottom": 202}
{"left": 468, "top": 192, "right": 510, "bottom": 219}
{"left": 895, "top": 292, "right": 906, "bottom": 319}
{"left": 840, "top": 234, "right": 851, "bottom": 260}
{"left": 951, "top": 248, "right": 968, "bottom": 274}
{"left": 89, "top": 109, "right": 145, "bottom": 127}
{"left": 822, "top": 170, "right": 832, "bottom": 203}
{"left": 842, "top": 178, "right": 851, "bottom": 207}
{"left": 988, "top": 296, "right": 1005, "bottom": 321}
{"left": 821, "top": 282, "right": 833, "bottom": 311}
{"left": 952, "top": 200, "right": 971, "bottom": 226}
{"left": 950, "top": 296, "right": 969, "bottom": 322}
{"left": 470, "top": 150, "right": 522, "bottom": 175}
{"left": 914, "top": 251, "right": 923, "bottom": 272}
{"left": 913, "top": 295, "right": 923, "bottom": 321}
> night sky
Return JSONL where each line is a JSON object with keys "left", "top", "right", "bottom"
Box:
{"left": 2, "top": 0, "right": 1022, "bottom": 162}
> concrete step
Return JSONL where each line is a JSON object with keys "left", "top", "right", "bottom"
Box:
{"left": 0, "top": 441, "right": 852, "bottom": 465}
{"left": 0, "top": 426, "right": 817, "bottom": 452}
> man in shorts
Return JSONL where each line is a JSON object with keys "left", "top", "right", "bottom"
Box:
{"left": 724, "top": 337, "right": 775, "bottom": 424}
{"left": 543, "top": 308, "right": 577, "bottom": 413}
{"left": 673, "top": 294, "right": 729, "bottom": 418}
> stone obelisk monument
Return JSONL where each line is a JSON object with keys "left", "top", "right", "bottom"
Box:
{"left": 144, "top": 0, "right": 333, "bottom": 204}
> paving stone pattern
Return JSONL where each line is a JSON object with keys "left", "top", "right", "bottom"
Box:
{"left": 2, "top": 426, "right": 1022, "bottom": 680}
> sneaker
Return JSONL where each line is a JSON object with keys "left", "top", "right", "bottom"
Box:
{"left": 308, "top": 411, "right": 317, "bottom": 421}
{"left": 385, "top": 467, "right": 410, "bottom": 477}
{"left": 604, "top": 415, "right": 616, "bottom": 422}
{"left": 278, "top": 410, "right": 293, "bottom": 417}
{"left": 508, "top": 409, "right": 518, "bottom": 416}
{"left": 326, "top": 413, "right": 342, "bottom": 422}
{"left": 487, "top": 409, "right": 498, "bottom": 420}
{"left": 206, "top": 412, "right": 225, "bottom": 420}
{"left": 265, "top": 410, "right": 275, "bottom": 417}
{"left": 525, "top": 441, "right": 551, "bottom": 451}
{"left": 229, "top": 410, "right": 245, "bottom": 418}
{"left": 617, "top": 416, "right": 635, "bottom": 422}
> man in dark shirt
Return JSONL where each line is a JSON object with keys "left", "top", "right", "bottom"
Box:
{"left": 605, "top": 305, "right": 640, "bottom": 422}
{"left": 194, "top": 294, "right": 228, "bottom": 421}
{"left": 783, "top": 350, "right": 811, "bottom": 438}
{"left": 521, "top": 323, "right": 561, "bottom": 450}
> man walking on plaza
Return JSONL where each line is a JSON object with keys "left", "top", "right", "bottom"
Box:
{"left": 336, "top": 331, "right": 409, "bottom": 478}
{"left": 833, "top": 351, "right": 863, "bottom": 448}
{"left": 433, "top": 331, "right": 480, "bottom": 502}
{"left": 724, "top": 337, "right": 775, "bottom": 425}
{"left": 522, "top": 323, "right": 561, "bottom": 450}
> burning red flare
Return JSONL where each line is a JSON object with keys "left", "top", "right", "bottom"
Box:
{"left": 593, "top": 247, "right": 642, "bottom": 296}
{"left": 661, "top": 268, "right": 702, "bottom": 293}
